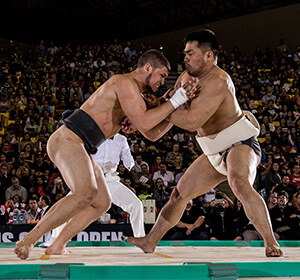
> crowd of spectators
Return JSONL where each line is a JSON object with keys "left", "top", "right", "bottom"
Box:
{"left": 0, "top": 37, "right": 299, "bottom": 240}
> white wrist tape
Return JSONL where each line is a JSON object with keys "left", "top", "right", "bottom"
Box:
{"left": 169, "top": 87, "right": 188, "bottom": 109}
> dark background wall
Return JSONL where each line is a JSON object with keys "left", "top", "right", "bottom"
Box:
{"left": 131, "top": 3, "right": 300, "bottom": 69}
{"left": 1, "top": 3, "right": 299, "bottom": 70}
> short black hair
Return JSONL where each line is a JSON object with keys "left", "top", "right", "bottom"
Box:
{"left": 41, "top": 195, "right": 51, "bottom": 206}
{"left": 183, "top": 29, "right": 219, "bottom": 57}
{"left": 138, "top": 49, "right": 171, "bottom": 71}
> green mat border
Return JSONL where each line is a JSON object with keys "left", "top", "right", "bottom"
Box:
{"left": 0, "top": 262, "right": 300, "bottom": 279}
{"left": 1, "top": 241, "right": 299, "bottom": 279}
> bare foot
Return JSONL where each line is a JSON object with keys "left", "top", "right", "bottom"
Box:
{"left": 14, "top": 240, "right": 34, "bottom": 260}
{"left": 45, "top": 243, "right": 70, "bottom": 255}
{"left": 122, "top": 235, "right": 155, "bottom": 253}
{"left": 265, "top": 245, "right": 284, "bottom": 257}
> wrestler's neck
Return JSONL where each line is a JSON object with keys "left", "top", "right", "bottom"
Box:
{"left": 195, "top": 62, "right": 217, "bottom": 80}
{"left": 130, "top": 69, "right": 149, "bottom": 92}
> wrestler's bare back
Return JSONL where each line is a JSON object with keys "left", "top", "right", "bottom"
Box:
{"left": 175, "top": 65, "right": 242, "bottom": 136}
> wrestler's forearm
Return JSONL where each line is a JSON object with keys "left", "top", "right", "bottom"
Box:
{"left": 169, "top": 109, "right": 197, "bottom": 131}
{"left": 141, "top": 120, "right": 173, "bottom": 141}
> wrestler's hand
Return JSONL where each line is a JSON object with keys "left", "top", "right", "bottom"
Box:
{"left": 182, "top": 79, "right": 200, "bottom": 100}
{"left": 121, "top": 117, "right": 137, "bottom": 134}
{"left": 168, "top": 80, "right": 200, "bottom": 109}
{"left": 146, "top": 93, "right": 159, "bottom": 109}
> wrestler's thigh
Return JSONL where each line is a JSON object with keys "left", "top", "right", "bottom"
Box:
{"left": 48, "top": 133, "right": 97, "bottom": 195}
{"left": 226, "top": 145, "right": 260, "bottom": 185}
{"left": 177, "top": 154, "right": 226, "bottom": 200}
{"left": 91, "top": 157, "right": 111, "bottom": 206}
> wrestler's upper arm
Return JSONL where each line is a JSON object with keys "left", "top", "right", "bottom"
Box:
{"left": 116, "top": 77, "right": 148, "bottom": 129}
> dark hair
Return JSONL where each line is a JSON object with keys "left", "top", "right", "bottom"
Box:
{"left": 183, "top": 29, "right": 219, "bottom": 57}
{"left": 137, "top": 49, "right": 171, "bottom": 71}
{"left": 28, "top": 196, "right": 38, "bottom": 202}
{"left": 41, "top": 195, "right": 51, "bottom": 206}
{"left": 278, "top": 190, "right": 288, "bottom": 200}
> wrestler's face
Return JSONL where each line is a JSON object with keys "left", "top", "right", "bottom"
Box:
{"left": 145, "top": 65, "right": 168, "bottom": 93}
{"left": 184, "top": 41, "right": 213, "bottom": 77}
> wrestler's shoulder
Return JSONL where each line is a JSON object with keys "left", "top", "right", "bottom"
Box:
{"left": 205, "top": 68, "right": 230, "bottom": 86}
{"left": 108, "top": 73, "right": 138, "bottom": 88}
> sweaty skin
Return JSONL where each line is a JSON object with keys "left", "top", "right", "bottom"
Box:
{"left": 124, "top": 40, "right": 283, "bottom": 258}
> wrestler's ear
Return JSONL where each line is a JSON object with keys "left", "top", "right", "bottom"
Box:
{"left": 205, "top": 51, "right": 214, "bottom": 61}
{"left": 144, "top": 63, "right": 152, "bottom": 73}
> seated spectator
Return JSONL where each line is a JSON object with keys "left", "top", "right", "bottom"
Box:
{"left": 39, "top": 109, "right": 55, "bottom": 127}
{"left": 175, "top": 165, "right": 187, "bottom": 184}
{"left": 37, "top": 119, "right": 53, "bottom": 136}
{"left": 16, "top": 165, "right": 31, "bottom": 189}
{"left": 289, "top": 164, "right": 300, "bottom": 188}
{"left": 23, "top": 117, "right": 39, "bottom": 137}
{"left": 0, "top": 93, "right": 10, "bottom": 113}
{"left": 273, "top": 175, "right": 298, "bottom": 204}
{"left": 170, "top": 200, "right": 209, "bottom": 240}
{"left": 32, "top": 152, "right": 51, "bottom": 180}
{"left": 23, "top": 143, "right": 35, "bottom": 166}
{"left": 25, "top": 196, "right": 40, "bottom": 224}
{"left": 260, "top": 116, "right": 275, "bottom": 136}
{"left": 264, "top": 100, "right": 279, "bottom": 121}
{"left": 5, "top": 176, "right": 27, "bottom": 203}
{"left": 144, "top": 144, "right": 159, "bottom": 170}
{"left": 171, "top": 155, "right": 184, "bottom": 176}
{"left": 205, "top": 193, "right": 241, "bottom": 240}
{"left": 261, "top": 86, "right": 276, "bottom": 105}
{"left": 132, "top": 154, "right": 149, "bottom": 174}
{"left": 34, "top": 176, "right": 47, "bottom": 197}
{"left": 150, "top": 155, "right": 162, "bottom": 175}
{"left": 117, "top": 163, "right": 132, "bottom": 182}
{"left": 18, "top": 132, "right": 36, "bottom": 153}
{"left": 39, "top": 100, "right": 53, "bottom": 115}
{"left": 261, "top": 132, "right": 274, "bottom": 155}
{"left": 157, "top": 132, "right": 173, "bottom": 157}
{"left": 265, "top": 161, "right": 282, "bottom": 193}
{"left": 138, "top": 185, "right": 153, "bottom": 200}
{"left": 153, "top": 178, "right": 170, "bottom": 212}
{"left": 133, "top": 163, "right": 152, "bottom": 194}
{"left": 284, "top": 191, "right": 300, "bottom": 239}
{"left": 0, "top": 163, "right": 11, "bottom": 192}
{"left": 271, "top": 145, "right": 286, "bottom": 164}
{"left": 232, "top": 199, "right": 249, "bottom": 237}
{"left": 153, "top": 162, "right": 175, "bottom": 187}
{"left": 123, "top": 178, "right": 136, "bottom": 194}
{"left": 36, "top": 195, "right": 51, "bottom": 221}
{"left": 182, "top": 141, "right": 201, "bottom": 166}
{"left": 165, "top": 142, "right": 182, "bottom": 167}
{"left": 267, "top": 191, "right": 278, "bottom": 210}
{"left": 269, "top": 191, "right": 295, "bottom": 240}
{"left": 49, "top": 175, "right": 67, "bottom": 201}
{"left": 1, "top": 141, "right": 16, "bottom": 166}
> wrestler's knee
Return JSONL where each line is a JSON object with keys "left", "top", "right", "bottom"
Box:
{"left": 228, "top": 177, "right": 251, "bottom": 200}
{"left": 169, "top": 187, "right": 188, "bottom": 205}
{"left": 75, "top": 186, "right": 99, "bottom": 209}
{"left": 91, "top": 192, "right": 112, "bottom": 212}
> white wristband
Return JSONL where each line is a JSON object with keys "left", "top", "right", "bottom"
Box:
{"left": 169, "top": 87, "right": 188, "bottom": 109}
